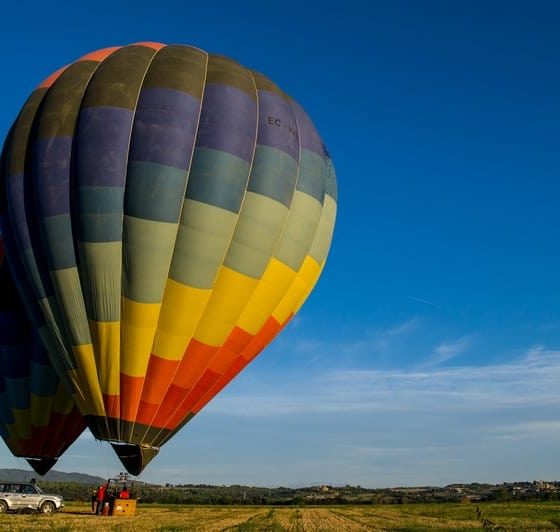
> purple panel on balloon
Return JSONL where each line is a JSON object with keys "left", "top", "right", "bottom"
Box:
{"left": 257, "top": 90, "right": 299, "bottom": 161}
{"left": 6, "top": 173, "right": 31, "bottom": 251}
{"left": 195, "top": 84, "right": 257, "bottom": 162}
{"left": 128, "top": 88, "right": 201, "bottom": 170}
{"left": 290, "top": 100, "right": 324, "bottom": 157}
{"left": 75, "top": 106, "right": 133, "bottom": 187}
{"left": 33, "top": 136, "right": 73, "bottom": 218}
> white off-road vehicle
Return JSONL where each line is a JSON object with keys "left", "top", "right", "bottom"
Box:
{"left": 0, "top": 481, "right": 64, "bottom": 513}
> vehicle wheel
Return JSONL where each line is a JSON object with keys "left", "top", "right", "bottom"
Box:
{"left": 0, "top": 500, "right": 7, "bottom": 513}
{"left": 40, "top": 501, "right": 55, "bottom": 514}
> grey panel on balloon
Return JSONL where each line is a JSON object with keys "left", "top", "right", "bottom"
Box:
{"left": 77, "top": 242, "right": 122, "bottom": 322}
{"left": 274, "top": 191, "right": 323, "bottom": 271}
{"left": 51, "top": 268, "right": 94, "bottom": 346}
{"left": 224, "top": 192, "right": 288, "bottom": 279}
{"left": 122, "top": 216, "right": 180, "bottom": 303}
{"left": 170, "top": 200, "right": 238, "bottom": 288}
{"left": 309, "top": 196, "right": 337, "bottom": 264}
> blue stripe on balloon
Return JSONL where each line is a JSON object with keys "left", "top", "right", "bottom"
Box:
{"left": 290, "top": 100, "right": 325, "bottom": 158}
{"left": 195, "top": 84, "right": 257, "bottom": 162}
{"left": 75, "top": 106, "right": 133, "bottom": 187}
{"left": 256, "top": 91, "right": 299, "bottom": 161}
{"left": 33, "top": 137, "right": 73, "bottom": 217}
{"left": 128, "top": 88, "right": 200, "bottom": 170}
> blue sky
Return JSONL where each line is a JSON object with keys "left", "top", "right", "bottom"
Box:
{"left": 1, "top": 0, "right": 560, "bottom": 487}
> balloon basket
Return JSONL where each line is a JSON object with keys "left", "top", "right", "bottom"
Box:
{"left": 110, "top": 498, "right": 137, "bottom": 516}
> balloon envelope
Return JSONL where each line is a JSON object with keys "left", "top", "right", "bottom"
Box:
{"left": 0, "top": 43, "right": 337, "bottom": 474}
{"left": 0, "top": 239, "right": 86, "bottom": 475}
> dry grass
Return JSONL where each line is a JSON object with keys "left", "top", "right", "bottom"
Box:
{"left": 0, "top": 501, "right": 558, "bottom": 531}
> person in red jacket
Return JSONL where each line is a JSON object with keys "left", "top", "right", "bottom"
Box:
{"left": 95, "top": 483, "right": 107, "bottom": 515}
{"left": 119, "top": 486, "right": 130, "bottom": 499}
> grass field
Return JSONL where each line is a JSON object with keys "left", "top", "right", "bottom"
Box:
{"left": 0, "top": 501, "right": 559, "bottom": 531}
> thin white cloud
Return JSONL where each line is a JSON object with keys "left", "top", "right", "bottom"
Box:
{"left": 385, "top": 317, "right": 420, "bottom": 336}
{"left": 208, "top": 347, "right": 560, "bottom": 417}
{"left": 408, "top": 295, "right": 441, "bottom": 308}
{"left": 290, "top": 317, "right": 420, "bottom": 359}
{"left": 421, "top": 334, "right": 473, "bottom": 367}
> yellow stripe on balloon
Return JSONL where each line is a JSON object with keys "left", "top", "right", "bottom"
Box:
{"left": 120, "top": 298, "right": 161, "bottom": 377}
{"left": 194, "top": 266, "right": 258, "bottom": 346}
{"left": 153, "top": 279, "right": 212, "bottom": 360}
{"left": 237, "top": 257, "right": 296, "bottom": 334}
{"left": 88, "top": 321, "right": 120, "bottom": 395}
{"left": 272, "top": 255, "right": 321, "bottom": 324}
{"left": 70, "top": 344, "right": 106, "bottom": 416}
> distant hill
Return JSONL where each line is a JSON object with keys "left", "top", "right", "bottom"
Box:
{"left": 0, "top": 468, "right": 105, "bottom": 485}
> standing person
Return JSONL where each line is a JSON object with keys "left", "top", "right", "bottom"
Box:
{"left": 119, "top": 486, "right": 129, "bottom": 499}
{"left": 95, "top": 484, "right": 107, "bottom": 515}
{"left": 91, "top": 487, "right": 98, "bottom": 512}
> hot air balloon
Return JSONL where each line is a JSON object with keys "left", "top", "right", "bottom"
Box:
{"left": 0, "top": 42, "right": 337, "bottom": 475}
{"left": 0, "top": 237, "right": 86, "bottom": 475}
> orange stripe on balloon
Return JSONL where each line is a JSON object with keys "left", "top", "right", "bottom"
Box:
{"left": 151, "top": 316, "right": 288, "bottom": 431}
{"left": 103, "top": 394, "right": 120, "bottom": 419}
{"left": 141, "top": 355, "right": 180, "bottom": 405}
{"left": 170, "top": 340, "right": 219, "bottom": 389}
{"left": 155, "top": 329, "right": 254, "bottom": 431}
{"left": 166, "top": 316, "right": 286, "bottom": 428}
{"left": 191, "top": 316, "right": 286, "bottom": 415}
{"left": 78, "top": 46, "right": 120, "bottom": 62}
{"left": 164, "top": 369, "right": 220, "bottom": 429}
{"left": 119, "top": 374, "right": 145, "bottom": 422}
{"left": 37, "top": 66, "right": 68, "bottom": 88}
{"left": 150, "top": 384, "right": 188, "bottom": 427}
{"left": 222, "top": 326, "right": 253, "bottom": 353}
{"left": 133, "top": 41, "right": 166, "bottom": 50}
{"left": 158, "top": 348, "right": 239, "bottom": 430}
{"left": 190, "top": 356, "right": 247, "bottom": 415}
{"left": 135, "top": 400, "right": 160, "bottom": 425}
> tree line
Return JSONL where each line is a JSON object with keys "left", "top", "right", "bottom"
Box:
{"left": 34, "top": 481, "right": 560, "bottom": 505}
